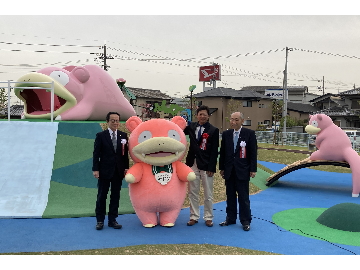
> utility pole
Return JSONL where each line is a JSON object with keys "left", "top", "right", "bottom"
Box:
{"left": 282, "top": 47, "right": 292, "bottom": 141}
{"left": 322, "top": 76, "right": 325, "bottom": 95}
{"left": 91, "top": 40, "right": 114, "bottom": 71}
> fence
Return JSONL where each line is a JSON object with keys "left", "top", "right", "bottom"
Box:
{"left": 0, "top": 80, "right": 55, "bottom": 122}
{"left": 255, "top": 131, "right": 360, "bottom": 152}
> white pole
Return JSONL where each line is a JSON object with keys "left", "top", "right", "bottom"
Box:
{"left": 51, "top": 81, "right": 54, "bottom": 122}
{"left": 7, "top": 80, "right": 11, "bottom": 121}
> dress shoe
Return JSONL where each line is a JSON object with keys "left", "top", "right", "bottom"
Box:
{"left": 242, "top": 224, "right": 251, "bottom": 231}
{"left": 187, "top": 219, "right": 198, "bottom": 226}
{"left": 205, "top": 220, "right": 213, "bottom": 227}
{"left": 108, "top": 221, "right": 122, "bottom": 229}
{"left": 96, "top": 222, "right": 104, "bottom": 230}
{"left": 219, "top": 220, "right": 236, "bottom": 226}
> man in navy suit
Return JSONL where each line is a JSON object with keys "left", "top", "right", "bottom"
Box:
{"left": 92, "top": 112, "right": 129, "bottom": 230}
{"left": 218, "top": 112, "right": 257, "bottom": 231}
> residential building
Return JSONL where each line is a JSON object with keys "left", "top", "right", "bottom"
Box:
{"left": 309, "top": 88, "right": 360, "bottom": 128}
{"left": 122, "top": 87, "right": 173, "bottom": 120}
{"left": 190, "top": 87, "right": 273, "bottom": 132}
{"left": 242, "top": 85, "right": 319, "bottom": 104}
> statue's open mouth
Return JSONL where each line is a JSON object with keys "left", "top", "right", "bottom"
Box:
{"left": 14, "top": 73, "right": 77, "bottom": 119}
{"left": 19, "top": 88, "right": 67, "bottom": 115}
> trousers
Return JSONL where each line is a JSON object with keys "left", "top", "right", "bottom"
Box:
{"left": 188, "top": 160, "right": 214, "bottom": 221}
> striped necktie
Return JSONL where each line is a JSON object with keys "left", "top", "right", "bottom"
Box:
{"left": 112, "top": 132, "right": 117, "bottom": 152}
{"left": 234, "top": 131, "right": 239, "bottom": 152}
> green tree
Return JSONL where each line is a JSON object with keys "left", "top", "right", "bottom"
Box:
{"left": 0, "top": 87, "right": 8, "bottom": 118}
{"left": 225, "top": 98, "right": 242, "bottom": 122}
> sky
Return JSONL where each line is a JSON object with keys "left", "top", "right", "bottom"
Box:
{"left": 1, "top": 2, "right": 360, "bottom": 105}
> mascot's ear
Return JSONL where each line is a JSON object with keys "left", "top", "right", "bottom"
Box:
{"left": 171, "top": 116, "right": 186, "bottom": 130}
{"left": 71, "top": 67, "right": 90, "bottom": 83}
{"left": 126, "top": 116, "right": 142, "bottom": 132}
{"left": 317, "top": 114, "right": 323, "bottom": 121}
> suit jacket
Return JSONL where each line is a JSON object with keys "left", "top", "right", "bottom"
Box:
{"left": 184, "top": 121, "right": 219, "bottom": 172}
{"left": 219, "top": 127, "right": 257, "bottom": 181}
{"left": 92, "top": 129, "right": 129, "bottom": 180}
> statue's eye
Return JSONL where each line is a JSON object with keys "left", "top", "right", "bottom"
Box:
{"left": 311, "top": 120, "right": 318, "bottom": 127}
{"left": 49, "top": 71, "right": 69, "bottom": 86}
{"left": 138, "top": 131, "right": 152, "bottom": 143}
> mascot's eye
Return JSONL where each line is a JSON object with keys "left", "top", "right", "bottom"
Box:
{"left": 49, "top": 71, "right": 70, "bottom": 86}
{"left": 168, "top": 130, "right": 181, "bottom": 141}
{"left": 138, "top": 131, "right": 152, "bottom": 143}
{"left": 311, "top": 120, "right": 318, "bottom": 127}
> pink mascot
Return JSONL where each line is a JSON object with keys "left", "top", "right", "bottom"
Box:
{"left": 305, "top": 114, "right": 360, "bottom": 197}
{"left": 125, "top": 116, "right": 196, "bottom": 227}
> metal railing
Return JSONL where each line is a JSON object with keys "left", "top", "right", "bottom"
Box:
{"left": 0, "top": 80, "right": 55, "bottom": 122}
{"left": 255, "top": 131, "right": 360, "bottom": 152}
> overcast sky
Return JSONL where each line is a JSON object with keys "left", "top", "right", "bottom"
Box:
{"left": 1, "top": 3, "right": 359, "bottom": 103}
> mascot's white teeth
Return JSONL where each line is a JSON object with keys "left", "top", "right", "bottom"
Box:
{"left": 142, "top": 153, "right": 145, "bottom": 158}
{"left": 176, "top": 152, "right": 178, "bottom": 156}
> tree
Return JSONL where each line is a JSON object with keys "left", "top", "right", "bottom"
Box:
{"left": 225, "top": 98, "right": 242, "bottom": 122}
{"left": 0, "top": 87, "right": 8, "bottom": 118}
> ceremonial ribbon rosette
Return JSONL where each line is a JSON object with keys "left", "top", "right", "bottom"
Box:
{"left": 121, "top": 139, "right": 127, "bottom": 155}
{"left": 200, "top": 133, "right": 209, "bottom": 150}
{"left": 239, "top": 141, "right": 246, "bottom": 158}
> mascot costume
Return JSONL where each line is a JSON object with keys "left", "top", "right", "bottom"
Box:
{"left": 305, "top": 114, "right": 360, "bottom": 197}
{"left": 125, "top": 116, "right": 196, "bottom": 227}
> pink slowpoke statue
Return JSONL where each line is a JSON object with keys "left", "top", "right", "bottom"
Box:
{"left": 125, "top": 116, "right": 196, "bottom": 227}
{"left": 14, "top": 65, "right": 136, "bottom": 121}
{"left": 305, "top": 114, "right": 360, "bottom": 197}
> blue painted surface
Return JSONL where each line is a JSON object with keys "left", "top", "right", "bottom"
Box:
{"left": 1, "top": 162, "right": 359, "bottom": 255}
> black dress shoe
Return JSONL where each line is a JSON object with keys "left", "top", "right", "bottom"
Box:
{"left": 242, "top": 224, "right": 250, "bottom": 231}
{"left": 108, "top": 221, "right": 122, "bottom": 229}
{"left": 96, "top": 222, "right": 104, "bottom": 230}
{"left": 219, "top": 220, "right": 236, "bottom": 226}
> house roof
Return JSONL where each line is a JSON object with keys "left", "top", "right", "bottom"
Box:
{"left": 0, "top": 105, "right": 23, "bottom": 116}
{"left": 287, "top": 102, "right": 317, "bottom": 113}
{"left": 127, "top": 87, "right": 172, "bottom": 100}
{"left": 241, "top": 85, "right": 308, "bottom": 93}
{"left": 311, "top": 107, "right": 360, "bottom": 117}
{"left": 308, "top": 93, "right": 334, "bottom": 103}
{"left": 339, "top": 87, "right": 360, "bottom": 95}
{"left": 191, "top": 87, "right": 272, "bottom": 99}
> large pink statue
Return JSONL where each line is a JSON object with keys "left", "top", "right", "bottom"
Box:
{"left": 125, "top": 116, "right": 196, "bottom": 227}
{"left": 305, "top": 114, "right": 360, "bottom": 197}
{"left": 14, "top": 65, "right": 136, "bottom": 121}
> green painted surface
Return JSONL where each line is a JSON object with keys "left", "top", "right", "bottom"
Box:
{"left": 272, "top": 208, "right": 360, "bottom": 246}
{"left": 53, "top": 134, "right": 94, "bottom": 170}
{"left": 43, "top": 181, "right": 134, "bottom": 218}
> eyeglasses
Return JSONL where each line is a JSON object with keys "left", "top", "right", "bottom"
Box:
{"left": 109, "top": 119, "right": 120, "bottom": 123}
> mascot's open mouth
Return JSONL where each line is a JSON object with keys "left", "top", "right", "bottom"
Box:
{"left": 19, "top": 89, "right": 67, "bottom": 115}
{"left": 14, "top": 72, "right": 77, "bottom": 119}
{"left": 146, "top": 151, "right": 177, "bottom": 158}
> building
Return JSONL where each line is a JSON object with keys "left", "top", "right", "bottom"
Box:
{"left": 0, "top": 104, "right": 24, "bottom": 119}
{"left": 122, "top": 87, "right": 173, "bottom": 120}
{"left": 309, "top": 88, "right": 360, "bottom": 128}
{"left": 242, "top": 85, "right": 319, "bottom": 104}
{"left": 190, "top": 87, "right": 273, "bottom": 132}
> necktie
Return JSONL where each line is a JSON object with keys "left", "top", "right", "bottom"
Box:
{"left": 112, "top": 132, "right": 117, "bottom": 152}
{"left": 197, "top": 125, "right": 203, "bottom": 141}
{"left": 233, "top": 131, "right": 239, "bottom": 152}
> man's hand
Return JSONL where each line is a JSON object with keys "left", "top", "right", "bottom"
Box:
{"left": 250, "top": 172, "right": 256, "bottom": 178}
{"left": 93, "top": 171, "right": 99, "bottom": 179}
{"left": 220, "top": 170, "right": 224, "bottom": 179}
{"left": 206, "top": 171, "right": 214, "bottom": 177}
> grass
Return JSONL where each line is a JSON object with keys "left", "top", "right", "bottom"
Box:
{"left": 6, "top": 244, "right": 277, "bottom": 255}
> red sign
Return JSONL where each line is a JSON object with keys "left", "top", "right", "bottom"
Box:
{"left": 199, "top": 65, "right": 221, "bottom": 82}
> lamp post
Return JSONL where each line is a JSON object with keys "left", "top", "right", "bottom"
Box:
{"left": 189, "top": 85, "right": 196, "bottom": 121}
{"left": 282, "top": 47, "right": 292, "bottom": 143}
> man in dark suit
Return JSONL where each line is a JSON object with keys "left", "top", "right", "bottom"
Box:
{"left": 92, "top": 112, "right": 129, "bottom": 230}
{"left": 184, "top": 105, "right": 219, "bottom": 227}
{"left": 218, "top": 111, "right": 257, "bottom": 231}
